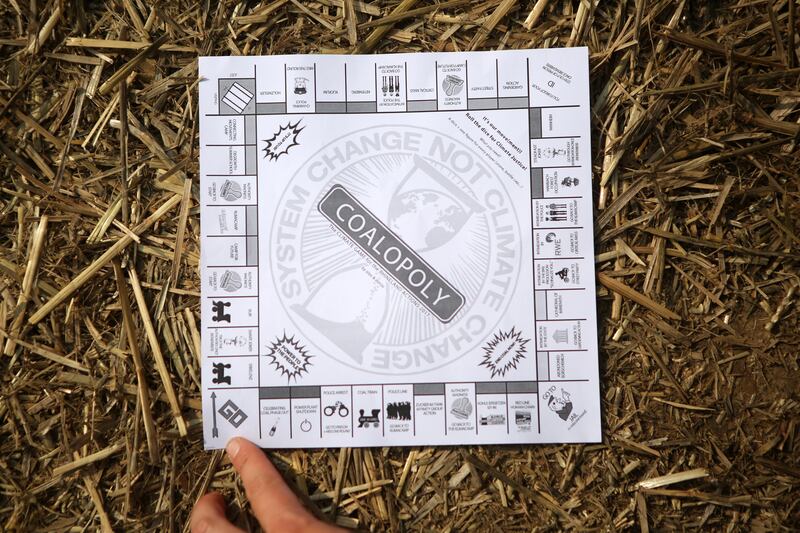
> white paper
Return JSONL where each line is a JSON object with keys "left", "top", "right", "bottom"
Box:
{"left": 199, "top": 48, "right": 600, "bottom": 449}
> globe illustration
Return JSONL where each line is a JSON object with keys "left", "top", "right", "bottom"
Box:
{"left": 388, "top": 188, "right": 469, "bottom": 252}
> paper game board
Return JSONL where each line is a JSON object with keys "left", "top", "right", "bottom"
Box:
{"left": 199, "top": 48, "right": 600, "bottom": 448}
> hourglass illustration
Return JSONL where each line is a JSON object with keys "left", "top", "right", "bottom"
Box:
{"left": 292, "top": 155, "right": 484, "bottom": 362}
{"left": 292, "top": 268, "right": 388, "bottom": 362}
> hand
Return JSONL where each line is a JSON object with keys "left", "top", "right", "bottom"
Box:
{"left": 191, "top": 437, "right": 345, "bottom": 532}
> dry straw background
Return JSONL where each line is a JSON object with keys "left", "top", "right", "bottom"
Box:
{"left": 1, "top": 0, "right": 799, "bottom": 531}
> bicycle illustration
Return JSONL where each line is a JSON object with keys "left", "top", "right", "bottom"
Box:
{"left": 323, "top": 401, "right": 349, "bottom": 417}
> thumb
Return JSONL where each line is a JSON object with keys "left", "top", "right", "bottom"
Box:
{"left": 191, "top": 492, "right": 243, "bottom": 533}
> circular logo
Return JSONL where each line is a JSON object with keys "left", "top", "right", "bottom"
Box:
{"left": 270, "top": 125, "right": 522, "bottom": 375}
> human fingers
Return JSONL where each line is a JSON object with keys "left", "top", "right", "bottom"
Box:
{"left": 190, "top": 492, "right": 244, "bottom": 533}
{"left": 227, "top": 437, "right": 339, "bottom": 532}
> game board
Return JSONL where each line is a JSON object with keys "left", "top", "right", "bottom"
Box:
{"left": 199, "top": 48, "right": 600, "bottom": 448}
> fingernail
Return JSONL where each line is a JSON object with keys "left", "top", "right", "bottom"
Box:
{"left": 226, "top": 438, "right": 241, "bottom": 460}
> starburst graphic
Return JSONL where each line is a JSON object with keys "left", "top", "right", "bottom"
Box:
{"left": 262, "top": 120, "right": 304, "bottom": 161}
{"left": 265, "top": 332, "right": 313, "bottom": 382}
{"left": 480, "top": 327, "right": 529, "bottom": 378}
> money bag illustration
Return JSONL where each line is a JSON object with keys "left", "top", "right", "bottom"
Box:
{"left": 293, "top": 155, "right": 483, "bottom": 363}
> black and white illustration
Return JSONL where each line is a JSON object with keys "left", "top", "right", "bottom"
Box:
{"left": 381, "top": 75, "right": 401, "bottom": 97}
{"left": 205, "top": 268, "right": 257, "bottom": 298}
{"left": 221, "top": 179, "right": 243, "bottom": 201}
{"left": 220, "top": 79, "right": 255, "bottom": 114}
{"left": 218, "top": 399, "right": 248, "bottom": 428}
{"left": 442, "top": 74, "right": 464, "bottom": 96}
{"left": 211, "top": 300, "right": 231, "bottom": 322}
{"left": 531, "top": 138, "right": 581, "bottom": 167}
{"left": 205, "top": 176, "right": 256, "bottom": 206}
{"left": 450, "top": 397, "right": 473, "bottom": 420}
{"left": 291, "top": 395, "right": 320, "bottom": 437}
{"left": 211, "top": 393, "right": 220, "bottom": 438}
{"left": 205, "top": 357, "right": 258, "bottom": 389}
{"left": 357, "top": 408, "right": 381, "bottom": 428}
{"left": 547, "top": 389, "right": 573, "bottom": 421}
{"left": 536, "top": 321, "right": 584, "bottom": 351}
{"left": 377, "top": 65, "right": 406, "bottom": 111}
{"left": 480, "top": 414, "right": 506, "bottom": 426}
{"left": 268, "top": 418, "right": 280, "bottom": 437}
{"left": 267, "top": 120, "right": 532, "bottom": 376}
{"left": 209, "top": 297, "right": 257, "bottom": 325}
{"left": 320, "top": 387, "right": 353, "bottom": 436}
{"left": 205, "top": 206, "right": 246, "bottom": 235}
{"left": 533, "top": 198, "right": 580, "bottom": 227}
{"left": 324, "top": 401, "right": 349, "bottom": 417}
{"left": 261, "top": 402, "right": 290, "bottom": 439}
{"left": 437, "top": 62, "right": 466, "bottom": 109}
{"left": 212, "top": 362, "right": 231, "bottom": 384}
{"left": 476, "top": 389, "right": 508, "bottom": 431}
{"left": 220, "top": 270, "right": 243, "bottom": 292}
{"left": 386, "top": 402, "right": 412, "bottom": 421}
{"left": 264, "top": 333, "right": 313, "bottom": 382}
{"left": 200, "top": 49, "right": 600, "bottom": 449}
{"left": 534, "top": 259, "right": 582, "bottom": 289}
{"left": 532, "top": 168, "right": 586, "bottom": 197}
{"left": 480, "top": 327, "right": 530, "bottom": 378}
{"left": 207, "top": 328, "right": 256, "bottom": 356}
{"left": 533, "top": 229, "right": 581, "bottom": 259}
{"left": 541, "top": 383, "right": 588, "bottom": 430}
{"left": 263, "top": 121, "right": 304, "bottom": 161}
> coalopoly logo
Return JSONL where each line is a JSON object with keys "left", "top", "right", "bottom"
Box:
{"left": 269, "top": 124, "right": 524, "bottom": 374}
{"left": 318, "top": 184, "right": 465, "bottom": 322}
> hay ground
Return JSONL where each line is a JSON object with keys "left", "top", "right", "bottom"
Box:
{"left": 1, "top": 0, "right": 799, "bottom": 531}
